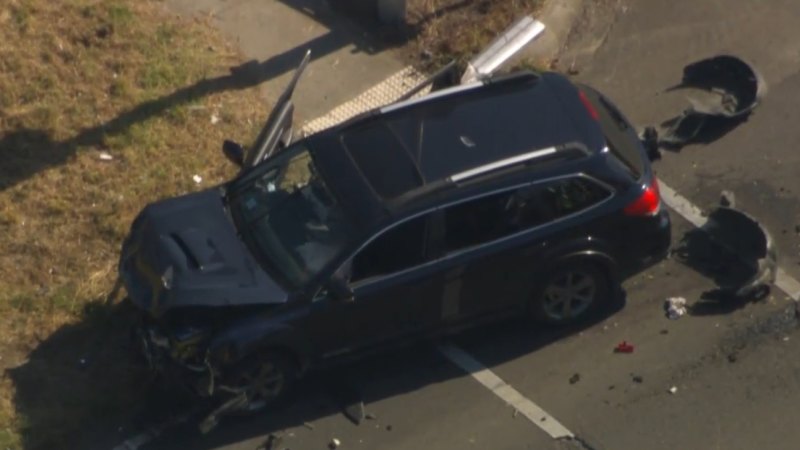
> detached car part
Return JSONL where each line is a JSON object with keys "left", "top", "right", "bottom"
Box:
{"left": 658, "top": 55, "right": 767, "bottom": 147}
{"left": 673, "top": 199, "right": 777, "bottom": 299}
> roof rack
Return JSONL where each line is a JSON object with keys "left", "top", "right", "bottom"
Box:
{"left": 447, "top": 142, "right": 592, "bottom": 183}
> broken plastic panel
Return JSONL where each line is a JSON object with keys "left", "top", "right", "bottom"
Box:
{"left": 673, "top": 201, "right": 777, "bottom": 301}
{"left": 460, "top": 16, "right": 546, "bottom": 84}
{"left": 657, "top": 55, "right": 767, "bottom": 147}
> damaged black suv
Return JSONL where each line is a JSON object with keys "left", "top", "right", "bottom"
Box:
{"left": 119, "top": 56, "right": 670, "bottom": 414}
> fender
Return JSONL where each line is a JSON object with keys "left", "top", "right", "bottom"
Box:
{"left": 539, "top": 236, "right": 620, "bottom": 283}
{"left": 207, "top": 315, "right": 312, "bottom": 370}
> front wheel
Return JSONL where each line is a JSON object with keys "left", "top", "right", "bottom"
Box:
{"left": 530, "top": 262, "right": 611, "bottom": 325}
{"left": 224, "top": 351, "right": 297, "bottom": 413}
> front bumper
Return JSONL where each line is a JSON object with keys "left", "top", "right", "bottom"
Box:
{"left": 133, "top": 319, "right": 214, "bottom": 397}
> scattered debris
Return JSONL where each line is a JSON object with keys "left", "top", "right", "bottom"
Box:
{"left": 665, "top": 297, "right": 688, "bottom": 320}
{"left": 660, "top": 329, "right": 669, "bottom": 335}
{"left": 329, "top": 438, "right": 341, "bottom": 449}
{"left": 512, "top": 408, "right": 519, "bottom": 418}
{"left": 258, "top": 433, "right": 283, "bottom": 450}
{"left": 302, "top": 422, "right": 315, "bottom": 430}
{"left": 192, "top": 174, "right": 203, "bottom": 184}
{"left": 673, "top": 202, "right": 777, "bottom": 304}
{"left": 783, "top": 336, "right": 791, "bottom": 342}
{"left": 210, "top": 113, "right": 221, "bottom": 124}
{"left": 656, "top": 55, "right": 766, "bottom": 148}
{"left": 727, "top": 353, "right": 738, "bottom": 363}
{"left": 632, "top": 375, "right": 644, "bottom": 384}
{"left": 569, "top": 373, "right": 581, "bottom": 385}
{"left": 98, "top": 151, "right": 114, "bottom": 161}
{"left": 365, "top": 413, "right": 377, "bottom": 420}
{"left": 608, "top": 385, "right": 615, "bottom": 391}
{"left": 614, "top": 341, "right": 635, "bottom": 354}
{"left": 326, "top": 375, "right": 365, "bottom": 425}
{"left": 668, "top": 386, "right": 678, "bottom": 394}
{"left": 720, "top": 190, "right": 736, "bottom": 208}
{"left": 386, "top": 425, "right": 393, "bottom": 431}
{"left": 78, "top": 357, "right": 90, "bottom": 369}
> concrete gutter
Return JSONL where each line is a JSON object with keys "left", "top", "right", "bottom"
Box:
{"left": 521, "top": 0, "right": 584, "bottom": 64}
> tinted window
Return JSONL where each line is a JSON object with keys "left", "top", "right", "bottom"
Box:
{"left": 351, "top": 215, "right": 429, "bottom": 281}
{"left": 343, "top": 124, "right": 422, "bottom": 198}
{"left": 443, "top": 178, "right": 609, "bottom": 253}
{"left": 578, "top": 85, "right": 645, "bottom": 178}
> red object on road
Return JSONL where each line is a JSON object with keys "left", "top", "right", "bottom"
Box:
{"left": 614, "top": 341, "right": 635, "bottom": 353}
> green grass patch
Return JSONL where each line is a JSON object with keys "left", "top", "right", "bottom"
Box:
{"left": 0, "top": 0, "right": 267, "bottom": 447}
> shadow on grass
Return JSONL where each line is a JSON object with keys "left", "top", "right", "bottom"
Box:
{"left": 5, "top": 300, "right": 194, "bottom": 450}
{"left": 1, "top": 0, "right": 475, "bottom": 192}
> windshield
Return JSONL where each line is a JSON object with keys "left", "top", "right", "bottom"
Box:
{"left": 228, "top": 145, "right": 355, "bottom": 289}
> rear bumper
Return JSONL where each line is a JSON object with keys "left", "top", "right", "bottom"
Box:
{"left": 618, "top": 208, "right": 672, "bottom": 273}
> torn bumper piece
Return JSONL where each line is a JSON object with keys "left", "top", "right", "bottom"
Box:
{"left": 674, "top": 205, "right": 777, "bottom": 299}
{"left": 657, "top": 55, "right": 767, "bottom": 147}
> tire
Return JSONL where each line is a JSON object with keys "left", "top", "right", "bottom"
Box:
{"left": 530, "top": 262, "right": 612, "bottom": 325}
{"left": 224, "top": 350, "right": 298, "bottom": 414}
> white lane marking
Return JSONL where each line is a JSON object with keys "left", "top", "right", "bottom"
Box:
{"left": 437, "top": 343, "right": 575, "bottom": 439}
{"left": 659, "top": 180, "right": 800, "bottom": 301}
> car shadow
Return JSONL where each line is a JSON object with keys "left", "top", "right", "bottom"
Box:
{"left": 133, "top": 295, "right": 625, "bottom": 449}
{"left": 6, "top": 289, "right": 624, "bottom": 450}
{"left": 5, "top": 300, "right": 200, "bottom": 450}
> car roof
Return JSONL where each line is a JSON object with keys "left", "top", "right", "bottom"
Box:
{"left": 309, "top": 71, "right": 607, "bottom": 230}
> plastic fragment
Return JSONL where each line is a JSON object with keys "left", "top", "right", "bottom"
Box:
{"left": 665, "top": 297, "right": 688, "bottom": 320}
{"left": 614, "top": 341, "right": 635, "bottom": 353}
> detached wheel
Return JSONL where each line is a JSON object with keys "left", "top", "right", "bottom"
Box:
{"left": 227, "top": 351, "right": 297, "bottom": 413}
{"left": 531, "top": 262, "right": 611, "bottom": 325}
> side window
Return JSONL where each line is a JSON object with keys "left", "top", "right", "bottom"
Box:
{"left": 539, "top": 177, "right": 610, "bottom": 218}
{"left": 442, "top": 177, "right": 610, "bottom": 253}
{"left": 350, "top": 214, "right": 429, "bottom": 282}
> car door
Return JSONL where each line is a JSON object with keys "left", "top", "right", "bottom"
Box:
{"left": 305, "top": 212, "right": 446, "bottom": 360}
{"left": 436, "top": 176, "right": 613, "bottom": 323}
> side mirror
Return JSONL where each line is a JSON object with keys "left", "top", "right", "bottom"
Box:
{"left": 328, "top": 276, "right": 354, "bottom": 304}
{"left": 222, "top": 140, "right": 244, "bottom": 167}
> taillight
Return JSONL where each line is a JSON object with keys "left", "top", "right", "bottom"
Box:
{"left": 578, "top": 90, "right": 599, "bottom": 121}
{"left": 623, "top": 177, "right": 661, "bottom": 217}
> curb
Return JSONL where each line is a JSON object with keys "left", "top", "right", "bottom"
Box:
{"left": 522, "top": 0, "right": 584, "bottom": 64}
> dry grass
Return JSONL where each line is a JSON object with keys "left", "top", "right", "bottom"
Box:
{"left": 0, "top": 0, "right": 268, "bottom": 447}
{"left": 405, "top": 0, "right": 546, "bottom": 70}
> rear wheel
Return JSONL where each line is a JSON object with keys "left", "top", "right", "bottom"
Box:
{"left": 530, "top": 262, "right": 611, "bottom": 324}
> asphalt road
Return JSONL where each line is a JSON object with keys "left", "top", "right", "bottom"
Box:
{"left": 120, "top": 1, "right": 800, "bottom": 449}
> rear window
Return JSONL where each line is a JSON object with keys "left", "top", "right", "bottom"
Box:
{"left": 579, "top": 86, "right": 645, "bottom": 178}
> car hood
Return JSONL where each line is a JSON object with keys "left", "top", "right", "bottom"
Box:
{"left": 119, "top": 188, "right": 288, "bottom": 316}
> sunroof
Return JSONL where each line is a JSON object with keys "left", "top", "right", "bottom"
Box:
{"left": 342, "top": 124, "right": 423, "bottom": 199}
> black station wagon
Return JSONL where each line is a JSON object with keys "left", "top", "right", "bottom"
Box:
{"left": 119, "top": 55, "right": 670, "bottom": 416}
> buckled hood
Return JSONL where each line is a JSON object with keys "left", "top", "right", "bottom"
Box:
{"left": 119, "top": 188, "right": 288, "bottom": 316}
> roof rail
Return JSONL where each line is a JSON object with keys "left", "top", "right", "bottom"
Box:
{"left": 447, "top": 142, "right": 591, "bottom": 183}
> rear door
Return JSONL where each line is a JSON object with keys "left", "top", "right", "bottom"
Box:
{"left": 433, "top": 176, "right": 613, "bottom": 323}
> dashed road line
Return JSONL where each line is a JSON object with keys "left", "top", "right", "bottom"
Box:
{"left": 437, "top": 343, "right": 575, "bottom": 439}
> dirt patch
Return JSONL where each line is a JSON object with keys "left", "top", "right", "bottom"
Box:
{"left": 404, "top": 0, "right": 546, "bottom": 71}
{"left": 333, "top": 0, "right": 546, "bottom": 72}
